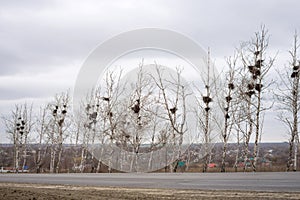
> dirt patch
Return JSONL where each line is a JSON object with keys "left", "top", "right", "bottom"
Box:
{"left": 0, "top": 183, "right": 299, "bottom": 200}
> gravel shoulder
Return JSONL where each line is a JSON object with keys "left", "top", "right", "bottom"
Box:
{"left": 0, "top": 183, "right": 299, "bottom": 200}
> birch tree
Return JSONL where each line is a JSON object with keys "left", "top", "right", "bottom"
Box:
{"left": 48, "top": 91, "right": 70, "bottom": 173}
{"left": 219, "top": 55, "right": 238, "bottom": 172}
{"left": 152, "top": 65, "right": 189, "bottom": 172}
{"left": 2, "top": 103, "right": 33, "bottom": 173}
{"left": 195, "top": 49, "right": 216, "bottom": 173}
{"left": 276, "top": 32, "right": 300, "bottom": 171}
{"left": 34, "top": 106, "right": 49, "bottom": 173}
{"left": 240, "top": 26, "right": 275, "bottom": 172}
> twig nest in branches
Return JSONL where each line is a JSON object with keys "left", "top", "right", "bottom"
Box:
{"left": 225, "top": 96, "right": 232, "bottom": 102}
{"left": 55, "top": 105, "right": 58, "bottom": 110}
{"left": 19, "top": 131, "right": 24, "bottom": 135}
{"left": 96, "top": 104, "right": 100, "bottom": 107}
{"left": 131, "top": 104, "right": 140, "bottom": 113}
{"left": 247, "top": 83, "right": 254, "bottom": 90}
{"left": 62, "top": 110, "right": 67, "bottom": 114}
{"left": 246, "top": 90, "right": 255, "bottom": 97}
{"left": 84, "top": 123, "right": 91, "bottom": 129}
{"left": 293, "top": 65, "right": 299, "bottom": 71}
{"left": 90, "top": 112, "right": 97, "bottom": 119}
{"left": 252, "top": 75, "right": 258, "bottom": 80}
{"left": 224, "top": 107, "right": 229, "bottom": 112}
{"left": 255, "top": 84, "right": 263, "bottom": 92}
{"left": 86, "top": 104, "right": 91, "bottom": 111}
{"left": 255, "top": 69, "right": 261, "bottom": 76}
{"left": 16, "top": 127, "right": 20, "bottom": 131}
{"left": 20, "top": 126, "right": 24, "bottom": 130}
{"left": 248, "top": 66, "right": 254, "bottom": 72}
{"left": 16, "top": 123, "right": 21, "bottom": 127}
{"left": 254, "top": 51, "right": 260, "bottom": 56}
{"left": 205, "top": 107, "right": 210, "bottom": 112}
{"left": 225, "top": 114, "right": 230, "bottom": 119}
{"left": 102, "top": 97, "right": 110, "bottom": 101}
{"left": 228, "top": 83, "right": 235, "bottom": 90}
{"left": 18, "top": 117, "right": 22, "bottom": 120}
{"left": 58, "top": 119, "right": 64, "bottom": 126}
{"left": 170, "top": 107, "right": 177, "bottom": 114}
{"left": 255, "top": 59, "right": 264, "bottom": 68}
{"left": 291, "top": 71, "right": 298, "bottom": 78}
{"left": 203, "top": 96, "right": 212, "bottom": 103}
{"left": 63, "top": 105, "right": 67, "bottom": 108}
{"left": 293, "top": 89, "right": 296, "bottom": 96}
{"left": 205, "top": 85, "right": 209, "bottom": 89}
{"left": 125, "top": 134, "right": 130, "bottom": 139}
{"left": 107, "top": 112, "right": 113, "bottom": 117}
{"left": 248, "top": 66, "right": 260, "bottom": 76}
{"left": 21, "top": 120, "right": 25, "bottom": 125}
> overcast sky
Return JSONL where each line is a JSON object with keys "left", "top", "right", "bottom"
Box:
{"left": 1, "top": 0, "right": 300, "bottom": 143}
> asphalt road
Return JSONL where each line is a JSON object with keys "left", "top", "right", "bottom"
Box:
{"left": 0, "top": 172, "right": 300, "bottom": 192}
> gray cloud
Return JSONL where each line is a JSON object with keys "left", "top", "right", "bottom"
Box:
{"left": 0, "top": 0, "right": 299, "bottom": 142}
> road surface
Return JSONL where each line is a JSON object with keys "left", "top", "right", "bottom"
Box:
{"left": 0, "top": 172, "right": 300, "bottom": 192}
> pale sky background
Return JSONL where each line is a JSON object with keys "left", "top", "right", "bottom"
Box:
{"left": 1, "top": 0, "right": 300, "bottom": 143}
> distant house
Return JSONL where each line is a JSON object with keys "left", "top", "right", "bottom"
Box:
{"left": 208, "top": 163, "right": 217, "bottom": 168}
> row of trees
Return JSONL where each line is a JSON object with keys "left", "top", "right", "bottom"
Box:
{"left": 1, "top": 26, "right": 299, "bottom": 173}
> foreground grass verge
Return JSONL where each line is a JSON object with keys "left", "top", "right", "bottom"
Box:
{"left": 0, "top": 183, "right": 299, "bottom": 200}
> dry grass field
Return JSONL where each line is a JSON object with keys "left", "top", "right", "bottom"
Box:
{"left": 0, "top": 183, "right": 299, "bottom": 200}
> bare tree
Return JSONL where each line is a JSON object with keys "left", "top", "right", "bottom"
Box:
{"left": 79, "top": 89, "right": 102, "bottom": 173}
{"left": 240, "top": 26, "right": 275, "bottom": 172}
{"left": 34, "top": 106, "right": 50, "bottom": 173}
{"left": 48, "top": 91, "right": 70, "bottom": 173}
{"left": 276, "top": 31, "right": 300, "bottom": 171}
{"left": 152, "top": 64, "right": 189, "bottom": 172}
{"left": 99, "top": 69, "right": 124, "bottom": 172}
{"left": 195, "top": 49, "right": 216, "bottom": 173}
{"left": 121, "top": 64, "right": 157, "bottom": 172}
{"left": 2, "top": 103, "right": 33, "bottom": 173}
{"left": 219, "top": 54, "right": 238, "bottom": 172}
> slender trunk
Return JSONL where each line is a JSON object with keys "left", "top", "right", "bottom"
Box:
{"left": 22, "top": 147, "right": 27, "bottom": 171}
{"left": 294, "top": 138, "right": 298, "bottom": 171}
{"left": 253, "top": 81, "right": 262, "bottom": 172}
{"left": 221, "top": 97, "right": 230, "bottom": 172}
{"left": 36, "top": 133, "right": 42, "bottom": 173}
{"left": 243, "top": 98, "right": 253, "bottom": 172}
{"left": 55, "top": 127, "right": 63, "bottom": 173}
{"left": 80, "top": 146, "right": 86, "bottom": 173}
{"left": 96, "top": 159, "right": 102, "bottom": 173}
{"left": 50, "top": 144, "right": 55, "bottom": 173}
{"left": 243, "top": 139, "right": 249, "bottom": 172}
{"left": 96, "top": 143, "right": 105, "bottom": 173}
{"left": 234, "top": 130, "right": 240, "bottom": 172}
{"left": 56, "top": 143, "right": 62, "bottom": 173}
{"left": 221, "top": 139, "right": 228, "bottom": 172}
{"left": 36, "top": 148, "right": 41, "bottom": 173}
{"left": 22, "top": 133, "right": 28, "bottom": 171}
{"left": 148, "top": 151, "right": 154, "bottom": 171}
{"left": 203, "top": 91, "right": 210, "bottom": 173}
{"left": 15, "top": 143, "right": 19, "bottom": 173}
{"left": 288, "top": 57, "right": 299, "bottom": 171}
{"left": 292, "top": 70, "right": 299, "bottom": 171}
{"left": 203, "top": 51, "right": 211, "bottom": 173}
